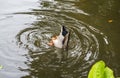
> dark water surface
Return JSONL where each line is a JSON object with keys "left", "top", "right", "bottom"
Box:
{"left": 0, "top": 0, "right": 120, "bottom": 78}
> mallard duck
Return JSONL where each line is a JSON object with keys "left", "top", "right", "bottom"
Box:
{"left": 48, "top": 26, "right": 69, "bottom": 49}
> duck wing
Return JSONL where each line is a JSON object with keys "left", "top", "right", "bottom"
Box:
{"left": 60, "top": 26, "right": 70, "bottom": 49}
{"left": 62, "top": 32, "right": 70, "bottom": 49}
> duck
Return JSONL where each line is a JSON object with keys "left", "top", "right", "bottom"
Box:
{"left": 48, "top": 26, "right": 70, "bottom": 49}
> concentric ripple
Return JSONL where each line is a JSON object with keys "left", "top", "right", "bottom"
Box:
{"left": 15, "top": 1, "right": 113, "bottom": 78}
{"left": 16, "top": 26, "right": 51, "bottom": 52}
{"left": 15, "top": 11, "right": 102, "bottom": 77}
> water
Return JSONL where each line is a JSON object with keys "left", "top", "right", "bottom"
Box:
{"left": 0, "top": 0, "right": 120, "bottom": 78}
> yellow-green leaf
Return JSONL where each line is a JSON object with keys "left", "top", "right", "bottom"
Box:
{"left": 88, "top": 60, "right": 105, "bottom": 78}
{"left": 104, "top": 67, "right": 115, "bottom": 78}
{"left": 0, "top": 65, "right": 3, "bottom": 69}
{"left": 108, "top": 19, "right": 113, "bottom": 23}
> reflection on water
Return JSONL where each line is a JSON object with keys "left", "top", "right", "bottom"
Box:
{"left": 0, "top": 0, "right": 119, "bottom": 78}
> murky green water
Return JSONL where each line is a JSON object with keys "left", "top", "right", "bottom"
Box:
{"left": 0, "top": 0, "right": 120, "bottom": 78}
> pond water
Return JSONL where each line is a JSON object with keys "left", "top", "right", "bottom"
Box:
{"left": 0, "top": 0, "right": 120, "bottom": 78}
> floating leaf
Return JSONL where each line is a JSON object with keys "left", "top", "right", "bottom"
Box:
{"left": 0, "top": 65, "right": 3, "bottom": 69}
{"left": 88, "top": 60, "right": 115, "bottom": 78}
{"left": 104, "top": 67, "right": 114, "bottom": 78}
{"left": 108, "top": 19, "right": 113, "bottom": 23}
{"left": 88, "top": 60, "right": 105, "bottom": 78}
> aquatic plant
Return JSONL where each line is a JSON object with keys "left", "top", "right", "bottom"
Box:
{"left": 88, "top": 60, "right": 114, "bottom": 78}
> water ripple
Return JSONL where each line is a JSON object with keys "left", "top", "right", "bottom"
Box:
{"left": 15, "top": 0, "right": 114, "bottom": 78}
{"left": 16, "top": 11, "right": 101, "bottom": 77}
